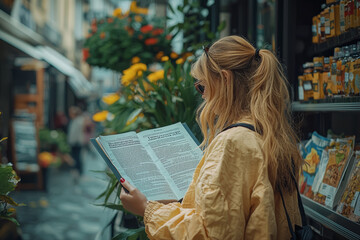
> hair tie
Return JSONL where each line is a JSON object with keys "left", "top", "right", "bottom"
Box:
{"left": 255, "top": 48, "right": 261, "bottom": 59}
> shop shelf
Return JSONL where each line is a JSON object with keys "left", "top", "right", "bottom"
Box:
{"left": 292, "top": 101, "right": 360, "bottom": 112}
{"left": 313, "top": 27, "right": 360, "bottom": 55}
{"left": 302, "top": 196, "right": 360, "bottom": 240}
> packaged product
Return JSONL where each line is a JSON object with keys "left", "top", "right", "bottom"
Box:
{"left": 336, "top": 151, "right": 360, "bottom": 223}
{"left": 298, "top": 75, "right": 305, "bottom": 101}
{"left": 324, "top": 6, "right": 331, "bottom": 39}
{"left": 317, "top": 138, "right": 355, "bottom": 208}
{"left": 329, "top": 5, "right": 336, "bottom": 38}
{"left": 335, "top": 3, "right": 341, "bottom": 35}
{"left": 349, "top": 59, "right": 355, "bottom": 95}
{"left": 354, "top": 58, "right": 360, "bottom": 95}
{"left": 312, "top": 16, "right": 319, "bottom": 43}
{"left": 340, "top": 0, "right": 346, "bottom": 33}
{"left": 301, "top": 132, "right": 331, "bottom": 197}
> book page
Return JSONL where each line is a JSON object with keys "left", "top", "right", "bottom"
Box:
{"left": 138, "top": 122, "right": 203, "bottom": 199}
{"left": 98, "top": 132, "right": 177, "bottom": 200}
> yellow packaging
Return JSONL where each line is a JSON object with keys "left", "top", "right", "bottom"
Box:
{"left": 349, "top": 61, "right": 355, "bottom": 95}
{"left": 345, "top": 1, "right": 350, "bottom": 31}
{"left": 330, "top": 5, "right": 336, "bottom": 37}
{"left": 325, "top": 7, "right": 331, "bottom": 38}
{"left": 337, "top": 59, "right": 344, "bottom": 94}
{"left": 313, "top": 72, "right": 322, "bottom": 100}
{"left": 326, "top": 0, "right": 336, "bottom": 4}
{"left": 320, "top": 10, "right": 326, "bottom": 42}
{"left": 344, "top": 61, "right": 351, "bottom": 96}
{"left": 350, "top": 0, "right": 355, "bottom": 28}
{"left": 312, "top": 16, "right": 319, "bottom": 43}
{"left": 330, "top": 62, "right": 338, "bottom": 95}
{"left": 322, "top": 71, "right": 331, "bottom": 97}
{"left": 334, "top": 4, "right": 341, "bottom": 35}
{"left": 340, "top": 0, "right": 346, "bottom": 33}
{"left": 354, "top": 59, "right": 360, "bottom": 95}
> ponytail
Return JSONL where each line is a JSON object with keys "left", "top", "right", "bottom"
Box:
{"left": 250, "top": 49, "right": 301, "bottom": 191}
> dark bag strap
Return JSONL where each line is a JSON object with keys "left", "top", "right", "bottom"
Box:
{"left": 222, "top": 123, "right": 309, "bottom": 239}
{"left": 222, "top": 123, "right": 255, "bottom": 132}
{"left": 279, "top": 187, "right": 297, "bottom": 240}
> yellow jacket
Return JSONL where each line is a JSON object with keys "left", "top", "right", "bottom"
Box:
{"left": 144, "top": 125, "right": 301, "bottom": 239}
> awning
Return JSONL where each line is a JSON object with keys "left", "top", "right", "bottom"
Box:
{"left": 37, "top": 46, "right": 96, "bottom": 98}
{"left": 0, "top": 29, "right": 42, "bottom": 59}
{"left": 0, "top": 30, "right": 96, "bottom": 98}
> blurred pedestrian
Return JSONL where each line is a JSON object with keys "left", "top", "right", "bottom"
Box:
{"left": 119, "top": 35, "right": 304, "bottom": 239}
{"left": 67, "top": 106, "right": 85, "bottom": 178}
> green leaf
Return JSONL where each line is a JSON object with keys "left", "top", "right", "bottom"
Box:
{"left": 0, "top": 215, "right": 20, "bottom": 226}
{"left": 0, "top": 165, "right": 18, "bottom": 195}
{"left": 0, "top": 195, "right": 23, "bottom": 206}
{"left": 112, "top": 227, "right": 146, "bottom": 240}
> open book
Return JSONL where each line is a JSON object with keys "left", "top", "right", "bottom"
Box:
{"left": 91, "top": 122, "right": 203, "bottom": 201}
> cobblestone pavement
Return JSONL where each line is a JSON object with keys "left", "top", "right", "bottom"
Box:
{"left": 10, "top": 147, "right": 116, "bottom": 240}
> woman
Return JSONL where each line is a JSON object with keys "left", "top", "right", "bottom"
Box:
{"left": 120, "top": 35, "right": 302, "bottom": 239}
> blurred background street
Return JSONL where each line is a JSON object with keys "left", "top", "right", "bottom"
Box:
{"left": 9, "top": 147, "right": 112, "bottom": 240}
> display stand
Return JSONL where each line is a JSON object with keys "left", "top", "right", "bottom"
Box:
{"left": 11, "top": 60, "right": 46, "bottom": 190}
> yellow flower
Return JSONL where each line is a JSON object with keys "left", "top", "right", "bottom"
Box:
{"left": 170, "top": 52, "right": 178, "bottom": 59}
{"left": 161, "top": 56, "right": 169, "bottom": 62}
{"left": 131, "top": 56, "right": 141, "bottom": 64}
{"left": 147, "top": 70, "right": 164, "bottom": 83}
{"left": 176, "top": 58, "right": 184, "bottom": 64}
{"left": 102, "top": 93, "right": 120, "bottom": 105}
{"left": 121, "top": 63, "right": 147, "bottom": 86}
{"left": 121, "top": 70, "right": 137, "bottom": 86}
{"left": 131, "top": 63, "right": 147, "bottom": 71}
{"left": 156, "top": 51, "right": 164, "bottom": 59}
{"left": 92, "top": 110, "right": 109, "bottom": 122}
{"left": 143, "top": 82, "right": 154, "bottom": 92}
{"left": 130, "top": 1, "right": 137, "bottom": 12}
{"left": 134, "top": 15, "right": 143, "bottom": 22}
{"left": 113, "top": 8, "right": 122, "bottom": 18}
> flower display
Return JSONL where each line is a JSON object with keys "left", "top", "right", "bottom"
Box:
{"left": 83, "top": 1, "right": 172, "bottom": 72}
{"left": 93, "top": 54, "right": 202, "bottom": 139}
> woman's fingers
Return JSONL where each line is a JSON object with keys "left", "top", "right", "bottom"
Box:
{"left": 119, "top": 178, "right": 148, "bottom": 217}
{"left": 120, "top": 177, "right": 133, "bottom": 193}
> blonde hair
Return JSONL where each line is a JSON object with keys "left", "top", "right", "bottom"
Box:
{"left": 191, "top": 35, "right": 301, "bottom": 192}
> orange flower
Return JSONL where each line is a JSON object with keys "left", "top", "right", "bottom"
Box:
{"left": 125, "top": 26, "right": 134, "bottom": 36}
{"left": 145, "top": 38, "right": 158, "bottom": 45}
{"left": 100, "top": 32, "right": 106, "bottom": 39}
{"left": 134, "top": 15, "right": 142, "bottom": 22}
{"left": 170, "top": 52, "right": 178, "bottom": 59}
{"left": 138, "top": 34, "right": 143, "bottom": 40}
{"left": 113, "top": 8, "right": 122, "bottom": 18}
{"left": 82, "top": 48, "right": 89, "bottom": 61}
{"left": 107, "top": 17, "right": 114, "bottom": 23}
{"left": 131, "top": 56, "right": 141, "bottom": 64}
{"left": 152, "top": 28, "right": 164, "bottom": 36}
{"left": 166, "top": 34, "right": 172, "bottom": 40}
{"left": 156, "top": 51, "right": 164, "bottom": 59}
{"left": 140, "top": 25, "right": 153, "bottom": 34}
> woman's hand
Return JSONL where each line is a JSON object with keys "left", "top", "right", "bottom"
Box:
{"left": 119, "top": 178, "right": 148, "bottom": 217}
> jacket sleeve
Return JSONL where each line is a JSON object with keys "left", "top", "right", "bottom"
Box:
{"left": 144, "top": 129, "right": 276, "bottom": 240}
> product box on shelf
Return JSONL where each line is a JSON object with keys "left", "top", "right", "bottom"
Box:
{"left": 336, "top": 151, "right": 360, "bottom": 223}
